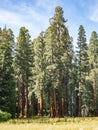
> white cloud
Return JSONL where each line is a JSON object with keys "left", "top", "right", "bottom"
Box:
{"left": 0, "top": 10, "right": 22, "bottom": 26}
{"left": 89, "top": 1, "right": 98, "bottom": 22}
{"left": 0, "top": 0, "right": 64, "bottom": 39}
{"left": 36, "top": 0, "right": 63, "bottom": 13}
{"left": 0, "top": 3, "right": 51, "bottom": 39}
{"left": 90, "top": 8, "right": 98, "bottom": 22}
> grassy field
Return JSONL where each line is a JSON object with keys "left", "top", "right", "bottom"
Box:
{"left": 0, "top": 117, "right": 98, "bottom": 130}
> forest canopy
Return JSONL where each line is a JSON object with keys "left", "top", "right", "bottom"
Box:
{"left": 0, "top": 6, "right": 98, "bottom": 118}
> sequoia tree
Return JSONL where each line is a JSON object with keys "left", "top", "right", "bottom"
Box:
{"left": 14, "top": 27, "right": 32, "bottom": 118}
{"left": 0, "top": 27, "right": 15, "bottom": 117}
{"left": 88, "top": 31, "right": 98, "bottom": 114}
{"left": 33, "top": 32, "right": 46, "bottom": 116}
{"left": 45, "top": 6, "right": 73, "bottom": 117}
{"left": 76, "top": 25, "right": 88, "bottom": 116}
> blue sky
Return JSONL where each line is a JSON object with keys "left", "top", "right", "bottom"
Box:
{"left": 0, "top": 0, "right": 98, "bottom": 47}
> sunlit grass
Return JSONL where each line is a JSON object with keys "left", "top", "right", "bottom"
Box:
{"left": 0, "top": 117, "right": 98, "bottom": 130}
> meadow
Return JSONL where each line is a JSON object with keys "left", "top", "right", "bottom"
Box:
{"left": 0, "top": 117, "right": 98, "bottom": 130}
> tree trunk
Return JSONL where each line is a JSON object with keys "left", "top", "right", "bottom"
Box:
{"left": 39, "top": 79, "right": 43, "bottom": 116}
{"left": 58, "top": 89, "right": 65, "bottom": 117}
{"left": 39, "top": 88, "right": 43, "bottom": 116}
{"left": 17, "top": 79, "right": 21, "bottom": 118}
{"left": 78, "top": 82, "right": 81, "bottom": 117}
{"left": 61, "top": 96, "right": 65, "bottom": 117}
{"left": 78, "top": 95, "right": 81, "bottom": 117}
{"left": 93, "top": 71, "right": 96, "bottom": 113}
{"left": 21, "top": 84, "right": 25, "bottom": 118}
{"left": 50, "top": 84, "right": 56, "bottom": 118}
{"left": 25, "top": 84, "right": 28, "bottom": 118}
{"left": 17, "top": 79, "right": 25, "bottom": 118}
{"left": 58, "top": 99, "right": 61, "bottom": 117}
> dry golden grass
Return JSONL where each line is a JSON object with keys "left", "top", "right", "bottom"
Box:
{"left": 0, "top": 117, "right": 98, "bottom": 130}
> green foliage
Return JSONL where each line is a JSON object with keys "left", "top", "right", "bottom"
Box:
{"left": 0, "top": 27, "right": 16, "bottom": 117}
{"left": 14, "top": 27, "right": 33, "bottom": 118}
{"left": 88, "top": 31, "right": 98, "bottom": 110}
{"left": 0, "top": 6, "right": 98, "bottom": 118}
{"left": 0, "top": 110, "right": 11, "bottom": 121}
{"left": 76, "top": 25, "right": 89, "bottom": 116}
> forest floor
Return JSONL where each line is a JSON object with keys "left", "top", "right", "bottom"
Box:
{"left": 0, "top": 117, "right": 98, "bottom": 130}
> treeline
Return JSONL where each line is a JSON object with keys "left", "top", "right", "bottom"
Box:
{"left": 0, "top": 6, "right": 98, "bottom": 118}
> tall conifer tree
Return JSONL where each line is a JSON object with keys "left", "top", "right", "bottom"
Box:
{"left": 88, "top": 31, "right": 98, "bottom": 114}
{"left": 45, "top": 6, "right": 73, "bottom": 117}
{"left": 15, "top": 27, "right": 32, "bottom": 118}
{"left": 76, "top": 25, "right": 88, "bottom": 116}
{"left": 0, "top": 27, "right": 15, "bottom": 117}
{"left": 33, "top": 32, "right": 46, "bottom": 116}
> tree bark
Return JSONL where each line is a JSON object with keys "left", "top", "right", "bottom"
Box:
{"left": 17, "top": 79, "right": 21, "bottom": 118}
{"left": 78, "top": 82, "right": 81, "bottom": 117}
{"left": 50, "top": 84, "right": 56, "bottom": 118}
{"left": 39, "top": 88, "right": 43, "bottom": 116}
{"left": 61, "top": 96, "right": 65, "bottom": 117}
{"left": 39, "top": 79, "right": 43, "bottom": 116}
{"left": 78, "top": 94, "right": 81, "bottom": 117}
{"left": 17, "top": 79, "right": 25, "bottom": 118}
{"left": 93, "top": 71, "right": 96, "bottom": 113}
{"left": 58, "top": 90, "right": 65, "bottom": 117}
{"left": 25, "top": 84, "right": 28, "bottom": 118}
{"left": 21, "top": 84, "right": 25, "bottom": 118}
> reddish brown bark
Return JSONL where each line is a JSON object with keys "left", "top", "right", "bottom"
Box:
{"left": 39, "top": 88, "right": 43, "bottom": 116}
{"left": 17, "top": 79, "right": 21, "bottom": 118}
{"left": 93, "top": 71, "right": 96, "bottom": 111}
{"left": 21, "top": 84, "right": 25, "bottom": 118}
{"left": 38, "top": 79, "right": 43, "bottom": 116}
{"left": 25, "top": 85, "right": 28, "bottom": 118}
{"left": 77, "top": 81, "right": 82, "bottom": 117}
{"left": 78, "top": 95, "right": 81, "bottom": 117}
{"left": 17, "top": 79, "right": 25, "bottom": 118}
{"left": 50, "top": 87, "right": 56, "bottom": 118}
{"left": 58, "top": 92, "right": 65, "bottom": 117}
{"left": 61, "top": 97, "right": 65, "bottom": 117}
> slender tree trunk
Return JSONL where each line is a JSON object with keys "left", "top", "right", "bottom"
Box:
{"left": 78, "top": 94, "right": 81, "bottom": 117}
{"left": 38, "top": 100, "right": 40, "bottom": 116}
{"left": 78, "top": 82, "right": 81, "bottom": 117}
{"left": 61, "top": 95, "right": 65, "bottom": 117}
{"left": 58, "top": 99, "right": 61, "bottom": 117}
{"left": 50, "top": 82, "right": 56, "bottom": 118}
{"left": 53, "top": 87, "right": 56, "bottom": 117}
{"left": 21, "top": 84, "right": 25, "bottom": 118}
{"left": 17, "top": 79, "right": 21, "bottom": 118}
{"left": 58, "top": 88, "right": 65, "bottom": 117}
{"left": 39, "top": 88, "right": 43, "bottom": 116}
{"left": 39, "top": 79, "right": 43, "bottom": 116}
{"left": 93, "top": 71, "right": 96, "bottom": 114}
{"left": 17, "top": 79, "right": 25, "bottom": 118}
{"left": 25, "top": 84, "right": 28, "bottom": 118}
{"left": 30, "top": 93, "right": 38, "bottom": 115}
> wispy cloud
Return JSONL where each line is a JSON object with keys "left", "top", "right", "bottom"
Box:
{"left": 36, "top": 0, "right": 63, "bottom": 11}
{"left": 88, "top": 0, "right": 98, "bottom": 22}
{"left": 0, "top": 0, "right": 63, "bottom": 39}
{"left": 1, "top": 0, "right": 96, "bottom": 47}
{"left": 88, "top": 1, "right": 98, "bottom": 22}
{"left": 0, "top": 10, "right": 23, "bottom": 26}
{"left": 0, "top": 8, "right": 43, "bottom": 38}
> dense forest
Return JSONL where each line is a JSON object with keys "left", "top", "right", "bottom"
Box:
{"left": 0, "top": 6, "right": 98, "bottom": 118}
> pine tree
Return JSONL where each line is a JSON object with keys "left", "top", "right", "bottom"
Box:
{"left": 76, "top": 25, "right": 88, "bottom": 116}
{"left": 33, "top": 31, "right": 46, "bottom": 116}
{"left": 45, "top": 6, "right": 73, "bottom": 117}
{"left": 14, "top": 27, "right": 32, "bottom": 118}
{"left": 88, "top": 31, "right": 98, "bottom": 115}
{"left": 0, "top": 27, "right": 16, "bottom": 117}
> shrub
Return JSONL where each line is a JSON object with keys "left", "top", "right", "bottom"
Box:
{"left": 0, "top": 110, "right": 11, "bottom": 121}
